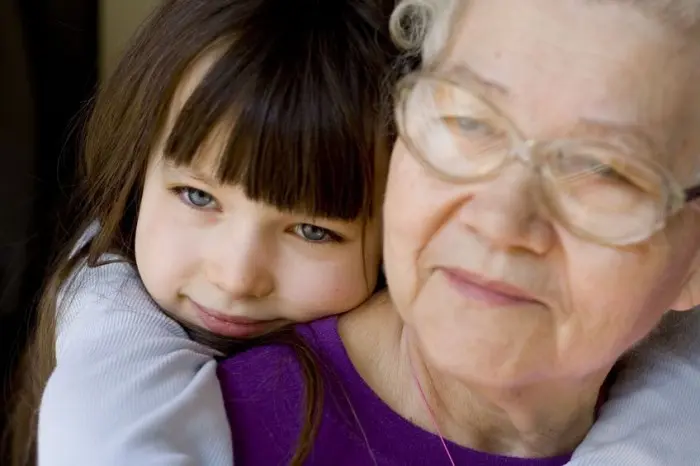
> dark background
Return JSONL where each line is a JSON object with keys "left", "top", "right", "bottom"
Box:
{"left": 0, "top": 0, "right": 98, "bottom": 443}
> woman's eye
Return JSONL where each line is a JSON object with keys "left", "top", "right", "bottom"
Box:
{"left": 557, "top": 154, "right": 631, "bottom": 185}
{"left": 176, "top": 187, "right": 217, "bottom": 209}
{"left": 593, "top": 164, "right": 629, "bottom": 183}
{"left": 292, "top": 224, "right": 339, "bottom": 243}
{"left": 444, "top": 116, "right": 495, "bottom": 135}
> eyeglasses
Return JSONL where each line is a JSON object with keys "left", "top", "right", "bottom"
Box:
{"left": 394, "top": 72, "right": 700, "bottom": 246}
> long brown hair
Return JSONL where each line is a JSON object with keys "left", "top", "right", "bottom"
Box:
{"left": 6, "top": 0, "right": 400, "bottom": 464}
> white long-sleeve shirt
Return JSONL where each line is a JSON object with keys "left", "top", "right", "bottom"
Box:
{"left": 39, "top": 260, "right": 232, "bottom": 465}
{"left": 38, "top": 258, "right": 700, "bottom": 465}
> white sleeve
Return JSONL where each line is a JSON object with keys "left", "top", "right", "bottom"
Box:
{"left": 38, "top": 260, "right": 233, "bottom": 466}
{"left": 569, "top": 310, "right": 700, "bottom": 465}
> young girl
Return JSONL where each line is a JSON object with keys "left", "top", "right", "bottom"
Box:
{"left": 12, "top": 1, "right": 700, "bottom": 466}
{"left": 10, "top": 0, "right": 397, "bottom": 465}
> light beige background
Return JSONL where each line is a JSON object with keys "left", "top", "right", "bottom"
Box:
{"left": 100, "top": 0, "right": 162, "bottom": 78}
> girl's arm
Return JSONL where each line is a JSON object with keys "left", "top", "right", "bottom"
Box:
{"left": 569, "top": 310, "right": 700, "bottom": 465}
{"left": 38, "top": 259, "right": 232, "bottom": 466}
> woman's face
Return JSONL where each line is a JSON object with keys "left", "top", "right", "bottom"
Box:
{"left": 384, "top": 0, "right": 700, "bottom": 387}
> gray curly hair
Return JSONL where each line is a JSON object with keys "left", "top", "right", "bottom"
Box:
{"left": 389, "top": 0, "right": 458, "bottom": 65}
{"left": 390, "top": 0, "right": 700, "bottom": 65}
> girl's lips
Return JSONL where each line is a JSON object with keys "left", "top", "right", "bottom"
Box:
{"left": 190, "top": 301, "right": 275, "bottom": 338}
{"left": 441, "top": 267, "right": 541, "bottom": 307}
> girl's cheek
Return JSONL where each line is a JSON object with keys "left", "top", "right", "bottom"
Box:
{"left": 282, "top": 258, "right": 372, "bottom": 315}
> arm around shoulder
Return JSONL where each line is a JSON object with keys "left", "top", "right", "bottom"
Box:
{"left": 38, "top": 260, "right": 233, "bottom": 466}
{"left": 569, "top": 310, "right": 700, "bottom": 466}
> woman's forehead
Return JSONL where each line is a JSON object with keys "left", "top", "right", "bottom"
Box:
{"left": 438, "top": 0, "right": 700, "bottom": 173}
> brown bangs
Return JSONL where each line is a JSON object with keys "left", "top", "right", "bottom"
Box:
{"left": 162, "top": 8, "right": 393, "bottom": 221}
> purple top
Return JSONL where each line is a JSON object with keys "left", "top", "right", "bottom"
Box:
{"left": 218, "top": 316, "right": 572, "bottom": 466}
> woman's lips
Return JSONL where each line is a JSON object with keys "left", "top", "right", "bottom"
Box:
{"left": 441, "top": 267, "right": 541, "bottom": 307}
{"left": 190, "top": 300, "right": 276, "bottom": 338}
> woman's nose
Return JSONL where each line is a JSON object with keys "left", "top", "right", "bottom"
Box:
{"left": 457, "top": 164, "right": 554, "bottom": 255}
{"left": 204, "top": 229, "right": 275, "bottom": 300}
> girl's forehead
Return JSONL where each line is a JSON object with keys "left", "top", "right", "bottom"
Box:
{"left": 166, "top": 46, "right": 229, "bottom": 129}
{"left": 158, "top": 155, "right": 219, "bottom": 182}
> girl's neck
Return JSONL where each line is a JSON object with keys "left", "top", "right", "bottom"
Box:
{"left": 339, "top": 294, "right": 607, "bottom": 459}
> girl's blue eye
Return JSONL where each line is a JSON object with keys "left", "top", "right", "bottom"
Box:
{"left": 293, "top": 224, "right": 338, "bottom": 243}
{"left": 178, "top": 187, "right": 216, "bottom": 208}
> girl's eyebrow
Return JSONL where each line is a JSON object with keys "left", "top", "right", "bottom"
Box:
{"left": 163, "top": 160, "right": 219, "bottom": 185}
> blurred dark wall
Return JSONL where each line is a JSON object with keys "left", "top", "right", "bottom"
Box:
{"left": 0, "top": 0, "right": 97, "bottom": 437}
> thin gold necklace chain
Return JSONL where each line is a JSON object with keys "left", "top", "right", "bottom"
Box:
{"left": 408, "top": 349, "right": 457, "bottom": 466}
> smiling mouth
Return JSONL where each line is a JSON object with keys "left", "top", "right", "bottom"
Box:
{"left": 189, "top": 300, "right": 280, "bottom": 338}
{"left": 440, "top": 267, "right": 541, "bottom": 307}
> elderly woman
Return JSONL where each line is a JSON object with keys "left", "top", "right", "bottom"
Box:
{"left": 218, "top": 0, "right": 700, "bottom": 464}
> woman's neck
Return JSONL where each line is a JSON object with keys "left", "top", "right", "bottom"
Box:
{"left": 339, "top": 294, "right": 609, "bottom": 458}
{"left": 401, "top": 327, "right": 607, "bottom": 457}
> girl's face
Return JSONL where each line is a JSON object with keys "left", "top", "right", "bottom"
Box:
{"left": 134, "top": 51, "right": 382, "bottom": 339}
{"left": 135, "top": 155, "right": 381, "bottom": 338}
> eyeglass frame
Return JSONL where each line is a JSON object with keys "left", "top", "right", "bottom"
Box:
{"left": 393, "top": 70, "right": 700, "bottom": 246}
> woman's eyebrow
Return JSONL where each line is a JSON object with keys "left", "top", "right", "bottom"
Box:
{"left": 571, "top": 118, "right": 658, "bottom": 151}
{"left": 445, "top": 63, "right": 510, "bottom": 95}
